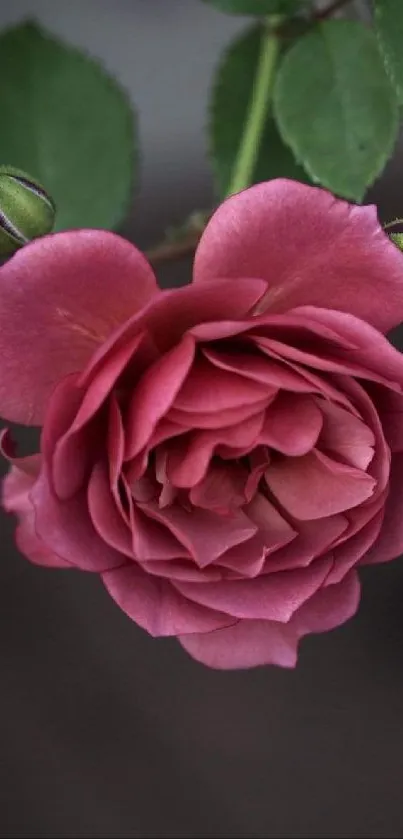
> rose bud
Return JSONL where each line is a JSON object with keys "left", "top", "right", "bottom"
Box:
{"left": 0, "top": 166, "right": 55, "bottom": 256}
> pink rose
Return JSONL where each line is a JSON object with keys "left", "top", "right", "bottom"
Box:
{"left": 2, "top": 179, "right": 403, "bottom": 669}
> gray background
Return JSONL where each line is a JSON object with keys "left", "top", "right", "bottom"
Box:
{"left": 1, "top": 2, "right": 403, "bottom": 837}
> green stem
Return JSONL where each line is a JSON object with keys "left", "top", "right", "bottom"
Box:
{"left": 226, "top": 24, "right": 280, "bottom": 198}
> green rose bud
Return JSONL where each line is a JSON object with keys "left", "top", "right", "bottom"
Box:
{"left": 0, "top": 166, "right": 56, "bottom": 256}
{"left": 390, "top": 232, "right": 403, "bottom": 252}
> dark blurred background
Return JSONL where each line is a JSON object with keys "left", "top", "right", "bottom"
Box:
{"left": 1, "top": 2, "right": 403, "bottom": 837}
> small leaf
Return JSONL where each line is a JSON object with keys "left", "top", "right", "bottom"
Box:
{"left": 203, "top": 0, "right": 307, "bottom": 17}
{"left": 273, "top": 19, "right": 399, "bottom": 201}
{"left": 374, "top": 0, "right": 403, "bottom": 102}
{"left": 209, "top": 25, "right": 310, "bottom": 198}
{"left": 0, "top": 21, "right": 137, "bottom": 231}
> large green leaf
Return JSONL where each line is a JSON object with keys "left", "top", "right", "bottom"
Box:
{"left": 273, "top": 20, "right": 399, "bottom": 201}
{"left": 374, "top": 0, "right": 403, "bottom": 102}
{"left": 203, "top": 0, "right": 307, "bottom": 17}
{"left": 0, "top": 21, "right": 136, "bottom": 231}
{"left": 209, "top": 25, "right": 310, "bottom": 198}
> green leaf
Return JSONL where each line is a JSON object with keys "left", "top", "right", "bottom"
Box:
{"left": 0, "top": 21, "right": 136, "bottom": 231}
{"left": 209, "top": 25, "right": 310, "bottom": 198}
{"left": 202, "top": 0, "right": 307, "bottom": 17}
{"left": 374, "top": 0, "right": 403, "bottom": 103}
{"left": 273, "top": 20, "right": 399, "bottom": 202}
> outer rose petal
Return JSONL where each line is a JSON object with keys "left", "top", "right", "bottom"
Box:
{"left": 173, "top": 557, "right": 332, "bottom": 622}
{"left": 31, "top": 470, "right": 124, "bottom": 572}
{"left": 193, "top": 180, "right": 403, "bottom": 333}
{"left": 102, "top": 564, "right": 235, "bottom": 637}
{"left": 3, "top": 465, "right": 69, "bottom": 568}
{"left": 179, "top": 572, "right": 360, "bottom": 669}
{"left": 0, "top": 230, "right": 158, "bottom": 425}
{"left": 361, "top": 452, "right": 403, "bottom": 565}
{"left": 180, "top": 619, "right": 299, "bottom": 669}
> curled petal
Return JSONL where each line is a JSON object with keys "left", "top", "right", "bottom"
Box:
{"left": 174, "top": 355, "right": 268, "bottom": 413}
{"left": 125, "top": 335, "right": 195, "bottom": 459}
{"left": 261, "top": 393, "right": 323, "bottom": 456}
{"left": 194, "top": 179, "right": 403, "bottom": 333}
{"left": 165, "top": 413, "right": 264, "bottom": 488}
{"left": 87, "top": 462, "right": 133, "bottom": 557}
{"left": 173, "top": 557, "right": 332, "bottom": 622}
{"left": 168, "top": 399, "right": 269, "bottom": 430}
{"left": 289, "top": 306, "right": 403, "bottom": 386}
{"left": 318, "top": 400, "right": 375, "bottom": 470}
{"left": 31, "top": 470, "right": 124, "bottom": 572}
{"left": 52, "top": 331, "right": 147, "bottom": 500}
{"left": 3, "top": 458, "right": 69, "bottom": 569}
{"left": 264, "top": 515, "right": 348, "bottom": 574}
{"left": 362, "top": 452, "right": 403, "bottom": 564}
{"left": 138, "top": 501, "right": 257, "bottom": 568}
{"left": 266, "top": 449, "right": 376, "bottom": 520}
{"left": 205, "top": 346, "right": 316, "bottom": 393}
{"left": 102, "top": 564, "right": 234, "bottom": 637}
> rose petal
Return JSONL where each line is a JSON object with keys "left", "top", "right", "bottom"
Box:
{"left": 245, "top": 492, "right": 297, "bottom": 552}
{"left": 138, "top": 501, "right": 257, "bottom": 568}
{"left": 131, "top": 505, "right": 189, "bottom": 561}
{"left": 174, "top": 557, "right": 331, "bottom": 621}
{"left": 87, "top": 462, "right": 133, "bottom": 557}
{"left": 140, "top": 559, "right": 223, "bottom": 583}
{"left": 264, "top": 515, "right": 348, "bottom": 573}
{"left": 179, "top": 570, "right": 360, "bottom": 669}
{"left": 258, "top": 324, "right": 403, "bottom": 391}
{"left": 189, "top": 462, "right": 248, "bottom": 512}
{"left": 204, "top": 346, "right": 316, "bottom": 393}
{"left": 217, "top": 535, "right": 268, "bottom": 578}
{"left": 255, "top": 339, "right": 361, "bottom": 416}
{"left": 2, "top": 462, "right": 70, "bottom": 569}
{"left": 167, "top": 399, "right": 270, "bottom": 430}
{"left": 193, "top": 179, "right": 403, "bottom": 333}
{"left": 179, "top": 619, "right": 299, "bottom": 669}
{"left": 326, "top": 511, "right": 384, "bottom": 584}
{"left": 0, "top": 230, "right": 158, "bottom": 424}
{"left": 146, "top": 278, "right": 268, "bottom": 346}
{"left": 266, "top": 449, "right": 376, "bottom": 520}
{"left": 365, "top": 384, "right": 403, "bottom": 453}
{"left": 361, "top": 452, "right": 403, "bottom": 564}
{"left": 318, "top": 399, "right": 375, "bottom": 469}
{"left": 294, "top": 570, "right": 360, "bottom": 635}
{"left": 336, "top": 376, "right": 391, "bottom": 495}
{"left": 102, "top": 564, "right": 234, "bottom": 637}
{"left": 15, "top": 511, "right": 71, "bottom": 568}
{"left": 31, "top": 470, "right": 124, "bottom": 572}
{"left": 53, "top": 331, "right": 149, "bottom": 500}
{"left": 166, "top": 413, "right": 264, "bottom": 488}
{"left": 174, "top": 355, "right": 268, "bottom": 413}
{"left": 261, "top": 393, "right": 323, "bottom": 455}
{"left": 125, "top": 335, "right": 196, "bottom": 460}
{"left": 289, "top": 306, "right": 403, "bottom": 386}
{"left": 41, "top": 373, "right": 97, "bottom": 502}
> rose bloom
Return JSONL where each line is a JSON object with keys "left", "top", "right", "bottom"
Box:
{"left": 2, "top": 179, "right": 403, "bottom": 669}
